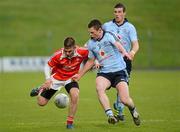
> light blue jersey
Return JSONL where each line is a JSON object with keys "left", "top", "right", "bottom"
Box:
{"left": 103, "top": 19, "right": 138, "bottom": 52}
{"left": 87, "top": 31, "right": 126, "bottom": 73}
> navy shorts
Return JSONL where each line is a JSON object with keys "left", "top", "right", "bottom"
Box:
{"left": 97, "top": 70, "right": 129, "bottom": 88}
{"left": 40, "top": 81, "right": 79, "bottom": 100}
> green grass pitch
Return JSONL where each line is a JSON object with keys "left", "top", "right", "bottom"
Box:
{"left": 0, "top": 71, "right": 180, "bottom": 132}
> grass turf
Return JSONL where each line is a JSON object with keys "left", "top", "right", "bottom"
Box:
{"left": 0, "top": 71, "right": 180, "bottom": 132}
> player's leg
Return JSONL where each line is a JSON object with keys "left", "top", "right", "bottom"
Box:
{"left": 30, "top": 85, "right": 55, "bottom": 106}
{"left": 30, "top": 79, "right": 53, "bottom": 97}
{"left": 116, "top": 81, "right": 140, "bottom": 126}
{"left": 31, "top": 79, "right": 61, "bottom": 106}
{"left": 65, "top": 82, "right": 79, "bottom": 129}
{"left": 96, "top": 75, "right": 117, "bottom": 124}
{"left": 37, "top": 89, "right": 57, "bottom": 106}
{"left": 113, "top": 93, "right": 125, "bottom": 121}
{"left": 114, "top": 58, "right": 132, "bottom": 121}
{"left": 30, "top": 86, "right": 44, "bottom": 97}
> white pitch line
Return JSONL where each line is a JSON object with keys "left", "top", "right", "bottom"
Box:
{"left": 142, "top": 119, "right": 180, "bottom": 122}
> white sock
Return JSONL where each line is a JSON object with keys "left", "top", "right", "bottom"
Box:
{"left": 105, "top": 109, "right": 113, "bottom": 117}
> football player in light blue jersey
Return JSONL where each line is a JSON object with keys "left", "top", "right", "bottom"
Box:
{"left": 73, "top": 19, "right": 140, "bottom": 126}
{"left": 102, "top": 3, "right": 139, "bottom": 121}
{"left": 87, "top": 31, "right": 126, "bottom": 73}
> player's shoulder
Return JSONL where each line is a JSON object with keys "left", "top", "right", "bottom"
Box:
{"left": 104, "top": 31, "right": 119, "bottom": 42}
{"left": 87, "top": 39, "right": 95, "bottom": 47}
{"left": 84, "top": 39, "right": 95, "bottom": 51}
{"left": 105, "top": 30, "right": 116, "bottom": 39}
{"left": 51, "top": 48, "right": 63, "bottom": 58}
{"left": 124, "top": 19, "right": 136, "bottom": 29}
{"left": 76, "top": 47, "right": 88, "bottom": 56}
{"left": 77, "top": 47, "right": 88, "bottom": 52}
{"left": 103, "top": 20, "right": 114, "bottom": 29}
{"left": 54, "top": 48, "right": 63, "bottom": 54}
{"left": 126, "top": 22, "right": 135, "bottom": 27}
{"left": 103, "top": 20, "right": 114, "bottom": 26}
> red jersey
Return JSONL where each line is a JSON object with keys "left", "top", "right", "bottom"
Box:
{"left": 48, "top": 47, "right": 88, "bottom": 81}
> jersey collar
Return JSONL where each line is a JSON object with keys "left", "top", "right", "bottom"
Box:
{"left": 97, "top": 30, "right": 105, "bottom": 42}
{"left": 113, "top": 18, "right": 128, "bottom": 27}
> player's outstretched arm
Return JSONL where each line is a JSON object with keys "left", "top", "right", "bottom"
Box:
{"left": 129, "top": 40, "right": 139, "bottom": 60}
{"left": 41, "top": 79, "right": 52, "bottom": 90}
{"left": 42, "top": 63, "right": 53, "bottom": 89}
{"left": 72, "top": 58, "right": 95, "bottom": 81}
{"left": 114, "top": 41, "right": 132, "bottom": 60}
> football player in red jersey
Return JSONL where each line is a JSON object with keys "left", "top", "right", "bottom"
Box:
{"left": 30, "top": 37, "right": 88, "bottom": 129}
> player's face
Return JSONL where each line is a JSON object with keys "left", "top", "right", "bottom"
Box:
{"left": 64, "top": 47, "right": 75, "bottom": 58}
{"left": 114, "top": 7, "right": 125, "bottom": 24}
{"left": 88, "top": 27, "right": 102, "bottom": 40}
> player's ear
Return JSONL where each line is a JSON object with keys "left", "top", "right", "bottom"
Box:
{"left": 98, "top": 28, "right": 102, "bottom": 33}
{"left": 75, "top": 45, "right": 79, "bottom": 48}
{"left": 124, "top": 12, "right": 126, "bottom": 16}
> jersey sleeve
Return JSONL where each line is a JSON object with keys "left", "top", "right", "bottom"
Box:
{"left": 129, "top": 24, "right": 138, "bottom": 42}
{"left": 83, "top": 49, "right": 89, "bottom": 60}
{"left": 107, "top": 32, "right": 117, "bottom": 45}
{"left": 87, "top": 41, "right": 96, "bottom": 59}
{"left": 77, "top": 47, "right": 89, "bottom": 60}
{"left": 102, "top": 23, "right": 107, "bottom": 31}
{"left": 48, "top": 56, "right": 58, "bottom": 67}
{"left": 47, "top": 51, "right": 61, "bottom": 67}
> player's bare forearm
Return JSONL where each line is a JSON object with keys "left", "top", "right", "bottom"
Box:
{"left": 131, "top": 41, "right": 139, "bottom": 55}
{"left": 115, "top": 41, "right": 132, "bottom": 60}
{"left": 79, "top": 58, "right": 95, "bottom": 77}
{"left": 72, "top": 58, "right": 94, "bottom": 81}
{"left": 115, "top": 41, "right": 127, "bottom": 55}
{"left": 41, "top": 79, "right": 52, "bottom": 89}
{"left": 129, "top": 40, "right": 139, "bottom": 60}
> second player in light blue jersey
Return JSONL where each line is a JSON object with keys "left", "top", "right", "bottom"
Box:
{"left": 73, "top": 19, "right": 140, "bottom": 126}
{"left": 103, "top": 19, "right": 138, "bottom": 53}
{"left": 102, "top": 3, "right": 139, "bottom": 121}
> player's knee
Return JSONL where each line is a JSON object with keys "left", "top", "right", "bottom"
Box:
{"left": 70, "top": 90, "right": 79, "bottom": 104}
{"left": 37, "top": 101, "right": 47, "bottom": 106}
{"left": 96, "top": 88, "right": 105, "bottom": 96}
{"left": 96, "top": 82, "right": 104, "bottom": 91}
{"left": 37, "top": 96, "right": 48, "bottom": 106}
{"left": 72, "top": 93, "right": 79, "bottom": 101}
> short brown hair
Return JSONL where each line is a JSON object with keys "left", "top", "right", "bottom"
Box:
{"left": 64, "top": 37, "right": 75, "bottom": 48}
{"left": 88, "top": 19, "right": 102, "bottom": 30}
{"left": 114, "top": 3, "right": 126, "bottom": 12}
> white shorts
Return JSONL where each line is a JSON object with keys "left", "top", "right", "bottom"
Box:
{"left": 50, "top": 78, "right": 72, "bottom": 91}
